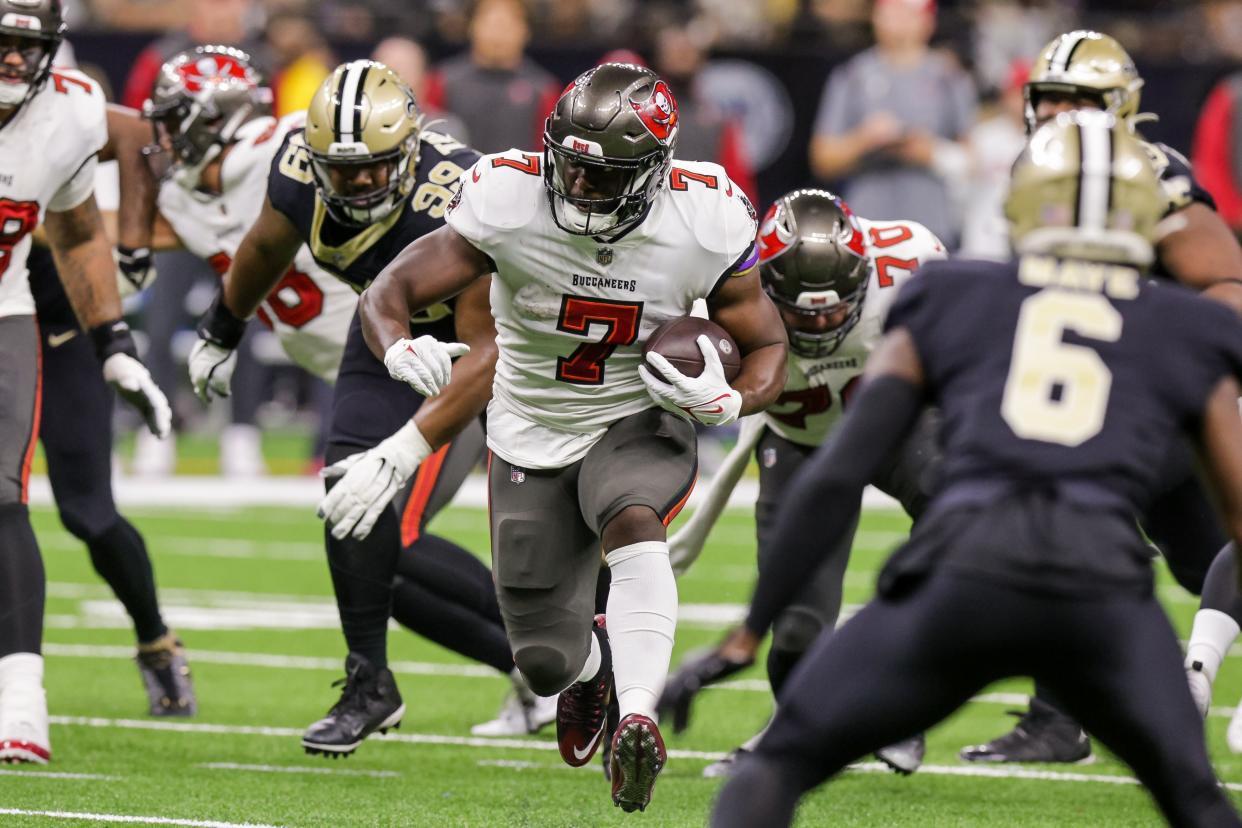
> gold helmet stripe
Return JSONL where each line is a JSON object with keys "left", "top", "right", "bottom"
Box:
{"left": 1049, "top": 30, "right": 1088, "bottom": 74}
{"left": 1075, "top": 116, "right": 1113, "bottom": 232}
{"left": 335, "top": 61, "right": 370, "bottom": 144}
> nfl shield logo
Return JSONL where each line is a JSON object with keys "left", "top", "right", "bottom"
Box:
{"left": 596, "top": 247, "right": 613, "bottom": 266}
{"left": 510, "top": 465, "right": 526, "bottom": 484}
{"left": 761, "top": 447, "right": 778, "bottom": 469}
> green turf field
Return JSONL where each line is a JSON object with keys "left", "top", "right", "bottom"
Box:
{"left": 7, "top": 501, "right": 1242, "bottom": 827}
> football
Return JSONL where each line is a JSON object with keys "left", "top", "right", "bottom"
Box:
{"left": 642, "top": 316, "right": 742, "bottom": 382}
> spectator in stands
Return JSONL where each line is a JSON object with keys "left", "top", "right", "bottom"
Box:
{"left": 372, "top": 36, "right": 471, "bottom": 143}
{"left": 424, "top": 0, "right": 560, "bottom": 154}
{"left": 1193, "top": 70, "right": 1242, "bottom": 237}
{"left": 266, "top": 11, "right": 334, "bottom": 115}
{"left": 809, "top": 0, "right": 976, "bottom": 246}
{"left": 650, "top": 28, "right": 757, "bottom": 200}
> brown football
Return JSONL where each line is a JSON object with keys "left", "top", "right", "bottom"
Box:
{"left": 642, "top": 316, "right": 742, "bottom": 382}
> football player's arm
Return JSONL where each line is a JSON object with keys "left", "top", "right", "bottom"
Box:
{"left": 408, "top": 275, "right": 497, "bottom": 448}
{"left": 359, "top": 225, "right": 493, "bottom": 361}
{"left": 221, "top": 197, "right": 304, "bottom": 319}
{"left": 1160, "top": 202, "right": 1242, "bottom": 315}
{"left": 43, "top": 195, "right": 124, "bottom": 328}
{"left": 102, "top": 104, "right": 157, "bottom": 252}
{"left": 1197, "top": 376, "right": 1242, "bottom": 589}
{"left": 706, "top": 268, "right": 788, "bottom": 415}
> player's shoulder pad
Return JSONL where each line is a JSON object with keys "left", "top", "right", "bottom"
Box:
{"left": 450, "top": 148, "right": 544, "bottom": 232}
{"left": 665, "top": 160, "right": 757, "bottom": 258}
{"left": 419, "top": 129, "right": 481, "bottom": 172}
{"left": 266, "top": 126, "right": 315, "bottom": 210}
{"left": 860, "top": 217, "right": 947, "bottom": 263}
{"left": 46, "top": 68, "right": 106, "bottom": 153}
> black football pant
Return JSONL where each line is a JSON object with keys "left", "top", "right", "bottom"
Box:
{"left": 30, "top": 247, "right": 168, "bottom": 645}
{"left": 711, "top": 573, "right": 1240, "bottom": 828}
{"left": 323, "top": 312, "right": 505, "bottom": 671}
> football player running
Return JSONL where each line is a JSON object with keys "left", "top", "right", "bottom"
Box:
{"left": 0, "top": 0, "right": 171, "bottom": 764}
{"left": 187, "top": 59, "right": 531, "bottom": 755}
{"left": 665, "top": 110, "right": 1242, "bottom": 828}
{"left": 360, "top": 63, "right": 787, "bottom": 812}
{"left": 961, "top": 29, "right": 1242, "bottom": 765}
{"left": 668, "top": 189, "right": 946, "bottom": 777}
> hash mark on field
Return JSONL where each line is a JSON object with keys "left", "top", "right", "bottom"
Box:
{"left": 0, "top": 808, "right": 285, "bottom": 827}
{"left": 0, "top": 768, "right": 118, "bottom": 780}
{"left": 476, "top": 759, "right": 576, "bottom": 772}
{"left": 198, "top": 762, "right": 399, "bottom": 778}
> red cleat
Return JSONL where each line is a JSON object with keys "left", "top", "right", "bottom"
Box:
{"left": 610, "top": 713, "right": 667, "bottom": 812}
{"left": 556, "top": 616, "right": 613, "bottom": 767}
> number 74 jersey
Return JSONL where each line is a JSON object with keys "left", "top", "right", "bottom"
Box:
{"left": 765, "top": 217, "right": 946, "bottom": 447}
{"left": 447, "top": 150, "right": 758, "bottom": 469}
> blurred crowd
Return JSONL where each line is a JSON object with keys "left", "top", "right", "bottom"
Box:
{"left": 62, "top": 0, "right": 1242, "bottom": 473}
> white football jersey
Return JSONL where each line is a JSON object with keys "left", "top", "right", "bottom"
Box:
{"left": 764, "top": 217, "right": 946, "bottom": 447}
{"left": 0, "top": 69, "right": 106, "bottom": 319}
{"left": 448, "top": 151, "right": 758, "bottom": 468}
{"left": 159, "top": 113, "right": 356, "bottom": 382}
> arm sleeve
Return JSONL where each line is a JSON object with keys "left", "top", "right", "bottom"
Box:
{"left": 745, "top": 375, "right": 925, "bottom": 635}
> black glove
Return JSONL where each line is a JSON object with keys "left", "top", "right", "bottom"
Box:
{"left": 658, "top": 646, "right": 754, "bottom": 734}
{"left": 116, "top": 245, "right": 155, "bottom": 295}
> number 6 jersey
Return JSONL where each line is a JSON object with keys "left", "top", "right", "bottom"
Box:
{"left": 447, "top": 151, "right": 758, "bottom": 469}
{"left": 0, "top": 68, "right": 106, "bottom": 320}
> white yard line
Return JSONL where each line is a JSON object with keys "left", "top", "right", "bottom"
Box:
{"left": 197, "top": 763, "right": 398, "bottom": 779}
{"left": 0, "top": 809, "right": 284, "bottom": 828}
{"left": 0, "top": 769, "right": 117, "bottom": 780}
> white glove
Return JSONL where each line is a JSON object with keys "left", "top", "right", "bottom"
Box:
{"left": 102, "top": 353, "right": 172, "bottom": 438}
{"left": 639, "top": 334, "right": 743, "bottom": 427}
{"left": 115, "top": 245, "right": 156, "bottom": 298}
{"left": 384, "top": 336, "right": 470, "bottom": 398}
{"left": 188, "top": 338, "right": 237, "bottom": 403}
{"left": 317, "top": 420, "right": 433, "bottom": 541}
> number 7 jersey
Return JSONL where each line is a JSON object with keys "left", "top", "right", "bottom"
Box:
{"left": 447, "top": 151, "right": 758, "bottom": 469}
{"left": 0, "top": 69, "right": 106, "bottom": 320}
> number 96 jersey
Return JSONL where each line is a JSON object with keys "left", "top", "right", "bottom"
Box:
{"left": 0, "top": 69, "right": 106, "bottom": 320}
{"left": 447, "top": 151, "right": 758, "bottom": 469}
{"left": 764, "top": 218, "right": 946, "bottom": 448}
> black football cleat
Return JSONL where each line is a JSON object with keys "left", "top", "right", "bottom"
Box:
{"left": 874, "top": 733, "right": 925, "bottom": 775}
{"left": 302, "top": 653, "right": 405, "bottom": 758}
{"left": 136, "top": 632, "right": 197, "bottom": 717}
{"left": 610, "top": 713, "right": 667, "bottom": 813}
{"left": 557, "top": 615, "right": 613, "bottom": 767}
{"left": 960, "top": 699, "right": 1092, "bottom": 764}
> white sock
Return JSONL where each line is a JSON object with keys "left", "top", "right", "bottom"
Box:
{"left": 574, "top": 630, "right": 603, "bottom": 684}
{"left": 0, "top": 652, "right": 43, "bottom": 690}
{"left": 605, "top": 540, "right": 678, "bottom": 720}
{"left": 1185, "top": 608, "right": 1240, "bottom": 683}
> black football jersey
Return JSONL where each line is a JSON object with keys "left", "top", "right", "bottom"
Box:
{"left": 1143, "top": 138, "right": 1215, "bottom": 216}
{"left": 266, "top": 128, "right": 480, "bottom": 333}
{"left": 888, "top": 256, "right": 1242, "bottom": 515}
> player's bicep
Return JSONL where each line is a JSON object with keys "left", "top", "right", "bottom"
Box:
{"left": 387, "top": 225, "right": 494, "bottom": 309}
{"left": 101, "top": 104, "right": 148, "bottom": 163}
{"left": 452, "top": 273, "right": 499, "bottom": 351}
{"left": 44, "top": 194, "right": 106, "bottom": 251}
{"left": 238, "top": 196, "right": 303, "bottom": 272}
{"left": 706, "top": 267, "right": 786, "bottom": 355}
{"left": 1197, "top": 376, "right": 1242, "bottom": 542}
{"left": 1158, "top": 202, "right": 1242, "bottom": 300}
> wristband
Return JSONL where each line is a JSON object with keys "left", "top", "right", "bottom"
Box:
{"left": 197, "top": 291, "right": 248, "bottom": 350}
{"left": 89, "top": 318, "right": 139, "bottom": 362}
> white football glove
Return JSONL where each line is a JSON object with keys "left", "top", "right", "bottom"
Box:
{"left": 639, "top": 334, "right": 743, "bottom": 427}
{"left": 384, "top": 335, "right": 470, "bottom": 398}
{"left": 102, "top": 353, "right": 172, "bottom": 438}
{"left": 188, "top": 339, "right": 237, "bottom": 403}
{"left": 317, "top": 420, "right": 433, "bottom": 541}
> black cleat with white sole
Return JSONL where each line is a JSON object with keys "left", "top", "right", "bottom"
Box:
{"left": 960, "top": 698, "right": 1092, "bottom": 764}
{"left": 302, "top": 653, "right": 404, "bottom": 758}
{"left": 874, "top": 732, "right": 925, "bottom": 775}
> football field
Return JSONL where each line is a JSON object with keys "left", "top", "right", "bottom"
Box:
{"left": 8, "top": 500, "right": 1242, "bottom": 827}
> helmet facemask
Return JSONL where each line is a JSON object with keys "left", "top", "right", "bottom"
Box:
{"left": 544, "top": 134, "right": 667, "bottom": 236}
{"left": 763, "top": 256, "right": 869, "bottom": 358}
{"left": 308, "top": 133, "right": 418, "bottom": 227}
